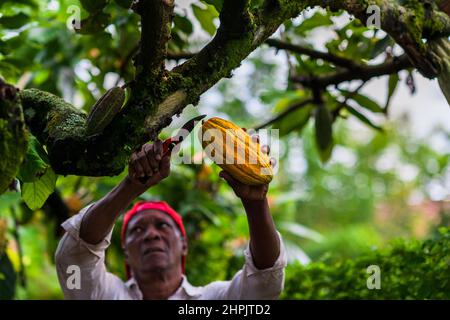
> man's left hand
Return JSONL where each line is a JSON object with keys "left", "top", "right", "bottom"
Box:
{"left": 219, "top": 134, "right": 276, "bottom": 202}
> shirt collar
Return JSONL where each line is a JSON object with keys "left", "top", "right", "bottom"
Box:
{"left": 125, "top": 275, "right": 202, "bottom": 299}
{"left": 178, "top": 275, "right": 202, "bottom": 298}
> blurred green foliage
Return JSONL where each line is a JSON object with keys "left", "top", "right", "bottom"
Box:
{"left": 282, "top": 228, "right": 450, "bottom": 299}
{"left": 0, "top": 0, "right": 449, "bottom": 299}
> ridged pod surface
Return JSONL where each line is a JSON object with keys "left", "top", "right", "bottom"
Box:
{"left": 430, "top": 38, "right": 450, "bottom": 105}
{"left": 86, "top": 86, "right": 125, "bottom": 136}
{"left": 200, "top": 117, "right": 273, "bottom": 185}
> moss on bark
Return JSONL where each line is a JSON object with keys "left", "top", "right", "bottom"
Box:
{"left": 0, "top": 83, "right": 28, "bottom": 194}
{"left": 3, "top": 0, "right": 448, "bottom": 179}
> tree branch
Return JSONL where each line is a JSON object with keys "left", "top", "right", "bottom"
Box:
{"left": 132, "top": 0, "right": 175, "bottom": 78}
{"left": 292, "top": 54, "right": 412, "bottom": 88}
{"left": 314, "top": 0, "right": 449, "bottom": 78}
{"left": 0, "top": 80, "right": 28, "bottom": 193}
{"left": 255, "top": 98, "right": 315, "bottom": 130}
{"left": 10, "top": 0, "right": 450, "bottom": 179}
{"left": 333, "top": 81, "right": 367, "bottom": 119}
{"left": 143, "top": 0, "right": 258, "bottom": 135}
{"left": 115, "top": 44, "right": 139, "bottom": 87}
{"left": 167, "top": 50, "right": 196, "bottom": 61}
{"left": 266, "top": 38, "right": 359, "bottom": 70}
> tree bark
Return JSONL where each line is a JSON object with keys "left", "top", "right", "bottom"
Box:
{"left": 9, "top": 0, "right": 450, "bottom": 179}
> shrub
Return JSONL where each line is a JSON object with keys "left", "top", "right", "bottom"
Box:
{"left": 282, "top": 228, "right": 450, "bottom": 299}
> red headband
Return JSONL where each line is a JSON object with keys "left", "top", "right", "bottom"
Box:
{"left": 121, "top": 201, "right": 186, "bottom": 278}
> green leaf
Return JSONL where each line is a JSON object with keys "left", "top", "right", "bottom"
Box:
{"left": 192, "top": 3, "right": 218, "bottom": 36}
{"left": 341, "top": 91, "right": 384, "bottom": 113}
{"left": 21, "top": 168, "right": 57, "bottom": 210}
{"left": 0, "top": 0, "right": 37, "bottom": 10}
{"left": 0, "top": 40, "right": 10, "bottom": 54}
{"left": 0, "top": 61, "right": 21, "bottom": 81}
{"left": 0, "top": 192, "right": 21, "bottom": 212}
{"left": 277, "top": 104, "right": 313, "bottom": 136}
{"left": 202, "top": 0, "right": 223, "bottom": 12}
{"left": 386, "top": 73, "right": 400, "bottom": 109}
{"left": 370, "top": 35, "right": 395, "bottom": 59}
{"left": 0, "top": 13, "right": 30, "bottom": 29}
{"left": 345, "top": 105, "right": 383, "bottom": 132}
{"left": 0, "top": 253, "right": 16, "bottom": 300}
{"left": 76, "top": 11, "right": 111, "bottom": 35}
{"left": 295, "top": 12, "right": 333, "bottom": 36}
{"left": 17, "top": 135, "right": 50, "bottom": 183}
{"left": 260, "top": 89, "right": 303, "bottom": 107}
{"left": 173, "top": 15, "right": 193, "bottom": 35}
{"left": 250, "top": 0, "right": 265, "bottom": 9}
{"left": 314, "top": 104, "right": 334, "bottom": 162}
{"left": 318, "top": 141, "right": 334, "bottom": 163}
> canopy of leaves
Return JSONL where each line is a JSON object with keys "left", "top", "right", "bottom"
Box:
{"left": 0, "top": 0, "right": 449, "bottom": 300}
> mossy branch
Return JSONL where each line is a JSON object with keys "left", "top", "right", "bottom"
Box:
{"left": 132, "top": 0, "right": 175, "bottom": 79}
{"left": 10, "top": 0, "right": 450, "bottom": 179}
{"left": 0, "top": 81, "right": 28, "bottom": 193}
{"left": 291, "top": 54, "right": 412, "bottom": 88}
{"left": 315, "top": 0, "right": 450, "bottom": 78}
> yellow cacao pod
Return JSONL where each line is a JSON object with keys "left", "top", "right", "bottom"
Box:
{"left": 200, "top": 117, "right": 273, "bottom": 186}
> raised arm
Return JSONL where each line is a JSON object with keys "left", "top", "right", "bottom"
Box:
{"left": 213, "top": 148, "right": 285, "bottom": 300}
{"left": 218, "top": 137, "right": 279, "bottom": 269}
{"left": 219, "top": 170, "right": 279, "bottom": 269}
{"left": 79, "top": 140, "right": 170, "bottom": 245}
{"left": 55, "top": 140, "right": 171, "bottom": 299}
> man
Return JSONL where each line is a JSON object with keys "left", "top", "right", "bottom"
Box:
{"left": 55, "top": 138, "right": 287, "bottom": 300}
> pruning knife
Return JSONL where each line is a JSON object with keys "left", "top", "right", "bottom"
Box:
{"left": 161, "top": 114, "right": 206, "bottom": 156}
{"left": 138, "top": 114, "right": 206, "bottom": 183}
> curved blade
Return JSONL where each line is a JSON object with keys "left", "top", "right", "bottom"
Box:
{"left": 172, "top": 114, "right": 206, "bottom": 143}
{"left": 180, "top": 114, "right": 207, "bottom": 134}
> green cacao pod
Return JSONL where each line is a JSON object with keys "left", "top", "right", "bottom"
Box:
{"left": 429, "top": 38, "right": 450, "bottom": 106}
{"left": 438, "top": 60, "right": 450, "bottom": 105}
{"left": 86, "top": 86, "right": 125, "bottom": 136}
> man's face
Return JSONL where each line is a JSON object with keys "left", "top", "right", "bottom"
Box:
{"left": 124, "top": 210, "right": 187, "bottom": 275}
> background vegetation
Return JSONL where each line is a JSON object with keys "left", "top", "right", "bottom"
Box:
{"left": 0, "top": 0, "right": 449, "bottom": 299}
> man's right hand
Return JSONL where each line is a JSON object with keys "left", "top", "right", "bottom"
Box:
{"left": 127, "top": 139, "right": 171, "bottom": 190}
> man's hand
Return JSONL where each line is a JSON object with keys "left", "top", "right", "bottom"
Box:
{"left": 80, "top": 139, "right": 171, "bottom": 245}
{"left": 219, "top": 134, "right": 275, "bottom": 202}
{"left": 219, "top": 171, "right": 269, "bottom": 201}
{"left": 127, "top": 139, "right": 171, "bottom": 190}
{"left": 219, "top": 133, "right": 280, "bottom": 269}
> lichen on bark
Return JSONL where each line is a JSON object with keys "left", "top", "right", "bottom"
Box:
{"left": 0, "top": 82, "right": 28, "bottom": 194}
{"left": 3, "top": 0, "right": 449, "bottom": 181}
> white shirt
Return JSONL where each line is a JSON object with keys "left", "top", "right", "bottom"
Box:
{"left": 55, "top": 204, "right": 288, "bottom": 300}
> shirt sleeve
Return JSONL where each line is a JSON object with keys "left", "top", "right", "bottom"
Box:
{"left": 204, "top": 231, "right": 288, "bottom": 300}
{"left": 54, "top": 204, "right": 128, "bottom": 300}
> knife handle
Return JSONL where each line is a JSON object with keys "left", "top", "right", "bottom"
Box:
{"left": 137, "top": 137, "right": 181, "bottom": 184}
{"left": 162, "top": 137, "right": 174, "bottom": 156}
